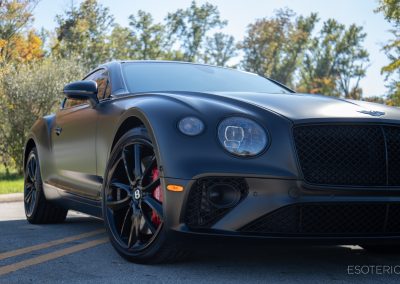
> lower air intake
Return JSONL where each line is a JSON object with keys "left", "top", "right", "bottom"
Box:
{"left": 240, "top": 203, "right": 400, "bottom": 236}
{"left": 184, "top": 177, "right": 248, "bottom": 229}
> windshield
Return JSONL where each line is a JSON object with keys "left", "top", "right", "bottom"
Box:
{"left": 122, "top": 62, "right": 289, "bottom": 94}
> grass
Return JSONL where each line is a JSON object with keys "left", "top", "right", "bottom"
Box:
{"left": 0, "top": 166, "right": 24, "bottom": 194}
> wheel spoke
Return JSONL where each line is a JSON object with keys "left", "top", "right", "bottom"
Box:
{"left": 30, "top": 191, "right": 36, "bottom": 211}
{"left": 25, "top": 187, "right": 34, "bottom": 203}
{"left": 110, "top": 181, "right": 131, "bottom": 195}
{"left": 32, "top": 160, "right": 37, "bottom": 181}
{"left": 142, "top": 156, "right": 156, "bottom": 180}
{"left": 120, "top": 207, "right": 132, "bottom": 236}
{"left": 142, "top": 211, "right": 156, "bottom": 234}
{"left": 142, "top": 196, "right": 163, "bottom": 220}
{"left": 107, "top": 196, "right": 131, "bottom": 211}
{"left": 107, "top": 181, "right": 132, "bottom": 210}
{"left": 127, "top": 217, "right": 136, "bottom": 248}
{"left": 122, "top": 147, "right": 135, "bottom": 185}
{"left": 134, "top": 144, "right": 142, "bottom": 179}
{"left": 134, "top": 213, "right": 141, "bottom": 242}
{"left": 27, "top": 159, "right": 34, "bottom": 181}
{"left": 142, "top": 178, "right": 160, "bottom": 193}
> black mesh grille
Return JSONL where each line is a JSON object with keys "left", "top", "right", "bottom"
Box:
{"left": 184, "top": 177, "right": 248, "bottom": 229}
{"left": 386, "top": 127, "right": 400, "bottom": 186}
{"left": 293, "top": 125, "right": 400, "bottom": 186}
{"left": 240, "top": 203, "right": 400, "bottom": 235}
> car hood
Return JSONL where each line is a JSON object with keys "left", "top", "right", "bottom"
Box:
{"left": 210, "top": 92, "right": 400, "bottom": 122}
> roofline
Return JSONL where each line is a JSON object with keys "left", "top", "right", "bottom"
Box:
{"left": 100, "top": 60, "right": 256, "bottom": 75}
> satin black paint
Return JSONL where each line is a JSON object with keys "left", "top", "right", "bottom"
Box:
{"left": 25, "top": 61, "right": 400, "bottom": 244}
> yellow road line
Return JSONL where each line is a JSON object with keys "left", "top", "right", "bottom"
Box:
{"left": 0, "top": 237, "right": 109, "bottom": 277}
{"left": 0, "top": 229, "right": 105, "bottom": 261}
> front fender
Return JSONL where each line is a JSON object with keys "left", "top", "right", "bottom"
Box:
{"left": 100, "top": 93, "right": 299, "bottom": 181}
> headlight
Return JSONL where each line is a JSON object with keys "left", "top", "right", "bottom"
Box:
{"left": 178, "top": 116, "right": 205, "bottom": 136}
{"left": 218, "top": 117, "right": 268, "bottom": 157}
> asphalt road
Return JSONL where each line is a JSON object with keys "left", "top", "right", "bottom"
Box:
{"left": 1, "top": 201, "right": 400, "bottom": 283}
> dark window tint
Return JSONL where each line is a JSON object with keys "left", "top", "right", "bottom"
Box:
{"left": 85, "top": 69, "right": 110, "bottom": 100}
{"left": 63, "top": 98, "right": 86, "bottom": 109}
{"left": 122, "top": 63, "right": 289, "bottom": 94}
{"left": 63, "top": 69, "right": 111, "bottom": 109}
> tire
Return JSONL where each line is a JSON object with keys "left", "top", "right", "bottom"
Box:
{"left": 24, "top": 147, "right": 68, "bottom": 224}
{"left": 102, "top": 127, "right": 189, "bottom": 264}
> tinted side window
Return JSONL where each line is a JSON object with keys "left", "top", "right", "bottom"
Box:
{"left": 85, "top": 69, "right": 109, "bottom": 100}
{"left": 62, "top": 69, "right": 110, "bottom": 109}
{"left": 63, "top": 98, "right": 86, "bottom": 109}
{"left": 104, "top": 80, "right": 111, "bottom": 99}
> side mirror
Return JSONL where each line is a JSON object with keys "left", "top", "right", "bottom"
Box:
{"left": 63, "top": 80, "right": 99, "bottom": 107}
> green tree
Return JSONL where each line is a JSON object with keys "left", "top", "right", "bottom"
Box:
{"left": 52, "top": 0, "right": 114, "bottom": 67}
{"left": 109, "top": 24, "right": 135, "bottom": 60}
{"left": 240, "top": 9, "right": 317, "bottom": 87}
{"left": 375, "top": 0, "right": 400, "bottom": 105}
{"left": 0, "top": 0, "right": 41, "bottom": 65}
{"left": 299, "top": 19, "right": 369, "bottom": 98}
{"left": 166, "top": 0, "right": 226, "bottom": 62}
{"left": 376, "top": 0, "right": 400, "bottom": 23}
{"left": 128, "top": 10, "right": 168, "bottom": 60}
{"left": 0, "top": 58, "right": 87, "bottom": 172}
{"left": 203, "top": 32, "right": 236, "bottom": 67}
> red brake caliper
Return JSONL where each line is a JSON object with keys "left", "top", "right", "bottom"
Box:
{"left": 151, "top": 167, "right": 162, "bottom": 226}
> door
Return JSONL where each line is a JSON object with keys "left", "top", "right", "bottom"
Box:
{"left": 51, "top": 69, "right": 110, "bottom": 199}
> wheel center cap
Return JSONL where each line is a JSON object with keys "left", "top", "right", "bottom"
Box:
{"left": 134, "top": 189, "right": 141, "bottom": 200}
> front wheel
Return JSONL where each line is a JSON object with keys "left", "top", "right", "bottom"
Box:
{"left": 102, "top": 127, "right": 188, "bottom": 264}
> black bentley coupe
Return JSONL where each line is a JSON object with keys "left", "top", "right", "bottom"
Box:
{"left": 24, "top": 61, "right": 400, "bottom": 263}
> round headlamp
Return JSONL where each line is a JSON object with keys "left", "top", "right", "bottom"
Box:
{"left": 218, "top": 117, "right": 268, "bottom": 157}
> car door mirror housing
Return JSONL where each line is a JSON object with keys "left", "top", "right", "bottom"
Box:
{"left": 63, "top": 81, "right": 99, "bottom": 107}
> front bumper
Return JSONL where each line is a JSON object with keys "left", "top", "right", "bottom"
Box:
{"left": 163, "top": 176, "right": 400, "bottom": 244}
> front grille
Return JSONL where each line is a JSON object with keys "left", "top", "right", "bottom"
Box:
{"left": 240, "top": 203, "right": 400, "bottom": 235}
{"left": 293, "top": 125, "right": 400, "bottom": 186}
{"left": 184, "top": 177, "right": 248, "bottom": 229}
{"left": 386, "top": 127, "right": 400, "bottom": 186}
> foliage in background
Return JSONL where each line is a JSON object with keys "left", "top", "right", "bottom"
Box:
{"left": 375, "top": 0, "right": 400, "bottom": 105}
{"left": 0, "top": 0, "right": 398, "bottom": 173}
{"left": 52, "top": 0, "right": 114, "bottom": 68}
{"left": 127, "top": 10, "right": 169, "bottom": 60}
{"left": 166, "top": 1, "right": 226, "bottom": 62}
{"left": 203, "top": 32, "right": 237, "bottom": 66}
{"left": 0, "top": 0, "right": 42, "bottom": 65}
{"left": 240, "top": 9, "right": 318, "bottom": 88}
{"left": 0, "top": 58, "right": 86, "bottom": 173}
{"left": 299, "top": 19, "right": 369, "bottom": 98}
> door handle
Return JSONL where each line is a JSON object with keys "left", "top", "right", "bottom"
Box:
{"left": 55, "top": 126, "right": 62, "bottom": 136}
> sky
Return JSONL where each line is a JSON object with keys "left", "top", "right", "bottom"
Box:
{"left": 32, "top": 0, "right": 394, "bottom": 97}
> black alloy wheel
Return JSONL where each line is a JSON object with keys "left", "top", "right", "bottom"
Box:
{"left": 105, "top": 138, "right": 162, "bottom": 250}
{"left": 103, "top": 127, "right": 188, "bottom": 263}
{"left": 24, "top": 147, "right": 68, "bottom": 224}
{"left": 24, "top": 152, "right": 38, "bottom": 217}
